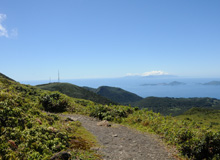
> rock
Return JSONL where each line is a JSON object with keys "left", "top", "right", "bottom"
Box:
{"left": 112, "top": 134, "right": 118, "bottom": 137}
{"left": 65, "top": 117, "right": 78, "bottom": 122}
{"left": 50, "top": 151, "right": 71, "bottom": 160}
{"left": 91, "top": 147, "right": 100, "bottom": 151}
{"left": 97, "top": 120, "right": 111, "bottom": 127}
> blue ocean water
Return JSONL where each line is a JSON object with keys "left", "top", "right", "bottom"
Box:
{"left": 21, "top": 77, "right": 220, "bottom": 99}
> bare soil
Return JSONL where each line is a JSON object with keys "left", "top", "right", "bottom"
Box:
{"left": 62, "top": 114, "right": 177, "bottom": 160}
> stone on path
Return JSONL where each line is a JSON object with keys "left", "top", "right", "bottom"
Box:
{"left": 97, "top": 120, "right": 111, "bottom": 127}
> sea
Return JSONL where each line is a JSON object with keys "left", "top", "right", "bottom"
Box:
{"left": 21, "top": 77, "right": 220, "bottom": 99}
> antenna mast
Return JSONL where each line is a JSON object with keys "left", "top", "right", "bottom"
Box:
{"left": 58, "top": 70, "right": 60, "bottom": 82}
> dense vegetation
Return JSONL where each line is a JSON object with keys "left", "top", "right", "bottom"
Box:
{"left": 2, "top": 72, "right": 220, "bottom": 159}
{"left": 41, "top": 83, "right": 220, "bottom": 117}
{"left": 37, "top": 83, "right": 116, "bottom": 105}
{"left": 0, "top": 72, "right": 15, "bottom": 81}
{"left": 134, "top": 97, "right": 220, "bottom": 116}
{"left": 84, "top": 86, "right": 143, "bottom": 105}
{"left": 176, "top": 107, "right": 220, "bottom": 132}
{"left": 84, "top": 86, "right": 220, "bottom": 116}
{"left": 0, "top": 76, "right": 101, "bottom": 160}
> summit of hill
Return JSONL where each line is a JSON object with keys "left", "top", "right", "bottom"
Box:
{"left": 36, "top": 82, "right": 116, "bottom": 105}
{"left": 84, "top": 86, "right": 143, "bottom": 105}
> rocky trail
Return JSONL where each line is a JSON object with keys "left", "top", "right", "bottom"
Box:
{"left": 62, "top": 114, "right": 177, "bottom": 160}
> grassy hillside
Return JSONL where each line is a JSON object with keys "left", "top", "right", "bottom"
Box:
{"left": 176, "top": 107, "right": 220, "bottom": 132}
{"left": 134, "top": 97, "right": 220, "bottom": 116}
{"left": 2, "top": 74, "right": 220, "bottom": 159}
{"left": 37, "top": 83, "right": 116, "bottom": 105}
{"left": 0, "top": 72, "right": 15, "bottom": 81}
{"left": 0, "top": 77, "right": 101, "bottom": 159}
{"left": 84, "top": 86, "right": 220, "bottom": 116}
{"left": 84, "top": 86, "right": 143, "bottom": 105}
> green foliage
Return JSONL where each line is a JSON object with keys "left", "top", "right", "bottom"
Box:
{"left": 0, "top": 97, "right": 67, "bottom": 159}
{"left": 0, "top": 72, "right": 15, "bottom": 81}
{"left": 39, "top": 92, "right": 70, "bottom": 112}
{"left": 3, "top": 74, "right": 220, "bottom": 159}
{"left": 176, "top": 107, "right": 220, "bottom": 132}
{"left": 84, "top": 86, "right": 143, "bottom": 105}
{"left": 89, "top": 104, "right": 134, "bottom": 121}
{"left": 37, "top": 82, "right": 116, "bottom": 105}
{"left": 0, "top": 77, "right": 101, "bottom": 160}
{"left": 134, "top": 96, "right": 220, "bottom": 116}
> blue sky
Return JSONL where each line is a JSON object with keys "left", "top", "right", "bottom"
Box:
{"left": 0, "top": 0, "right": 220, "bottom": 81}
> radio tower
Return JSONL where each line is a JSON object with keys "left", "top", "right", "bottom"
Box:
{"left": 58, "top": 70, "right": 60, "bottom": 83}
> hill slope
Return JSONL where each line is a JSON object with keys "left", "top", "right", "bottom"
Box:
{"left": 0, "top": 72, "right": 15, "bottom": 81}
{"left": 135, "top": 97, "right": 220, "bottom": 116}
{"left": 37, "top": 83, "right": 116, "bottom": 105}
{"left": 2, "top": 74, "right": 220, "bottom": 159}
{"left": 0, "top": 76, "right": 101, "bottom": 159}
{"left": 84, "top": 86, "right": 143, "bottom": 105}
{"left": 176, "top": 107, "right": 220, "bottom": 132}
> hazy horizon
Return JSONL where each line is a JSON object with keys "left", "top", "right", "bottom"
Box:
{"left": 20, "top": 76, "right": 220, "bottom": 99}
{"left": 19, "top": 74, "right": 220, "bottom": 83}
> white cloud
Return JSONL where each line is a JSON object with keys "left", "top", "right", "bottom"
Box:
{"left": 126, "top": 70, "right": 169, "bottom": 77}
{"left": 0, "top": 14, "right": 18, "bottom": 38}
{"left": 0, "top": 14, "right": 8, "bottom": 37}
{"left": 142, "top": 71, "right": 168, "bottom": 76}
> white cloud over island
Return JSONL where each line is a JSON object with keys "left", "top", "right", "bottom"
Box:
{"left": 126, "top": 70, "right": 169, "bottom": 77}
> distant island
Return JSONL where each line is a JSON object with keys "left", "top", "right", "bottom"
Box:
{"left": 203, "top": 81, "right": 220, "bottom": 86}
{"left": 141, "top": 81, "right": 186, "bottom": 86}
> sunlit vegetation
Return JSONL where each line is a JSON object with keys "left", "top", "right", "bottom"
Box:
{"left": 0, "top": 77, "right": 100, "bottom": 160}
{"left": 37, "top": 83, "right": 115, "bottom": 105}
{"left": 75, "top": 103, "right": 220, "bottom": 159}
{"left": 176, "top": 107, "right": 220, "bottom": 132}
{"left": 84, "top": 86, "right": 143, "bottom": 105}
{"left": 134, "top": 97, "right": 220, "bottom": 116}
{"left": 1, "top": 72, "right": 220, "bottom": 160}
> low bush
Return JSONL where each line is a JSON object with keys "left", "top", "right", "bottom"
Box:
{"left": 88, "top": 104, "right": 134, "bottom": 121}
{"left": 0, "top": 79, "right": 101, "bottom": 160}
{"left": 39, "top": 93, "right": 70, "bottom": 112}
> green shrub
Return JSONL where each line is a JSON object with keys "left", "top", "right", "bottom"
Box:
{"left": 89, "top": 105, "right": 134, "bottom": 121}
{"left": 0, "top": 79, "right": 100, "bottom": 160}
{"left": 39, "top": 93, "right": 69, "bottom": 112}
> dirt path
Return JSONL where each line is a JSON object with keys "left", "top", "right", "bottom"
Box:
{"left": 62, "top": 114, "right": 176, "bottom": 160}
